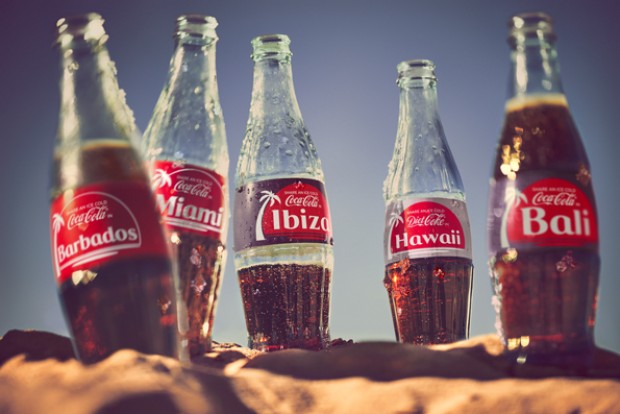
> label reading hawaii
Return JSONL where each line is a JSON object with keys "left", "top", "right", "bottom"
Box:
{"left": 150, "top": 161, "right": 226, "bottom": 238}
{"left": 233, "top": 178, "right": 333, "bottom": 251}
{"left": 50, "top": 182, "right": 170, "bottom": 285}
{"left": 502, "top": 177, "right": 598, "bottom": 248}
{"left": 384, "top": 198, "right": 472, "bottom": 263}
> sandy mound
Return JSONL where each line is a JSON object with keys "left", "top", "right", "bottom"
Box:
{"left": 0, "top": 330, "right": 618, "bottom": 413}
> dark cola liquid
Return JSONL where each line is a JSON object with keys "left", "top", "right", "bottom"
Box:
{"left": 59, "top": 257, "right": 176, "bottom": 364}
{"left": 384, "top": 257, "right": 473, "bottom": 345}
{"left": 237, "top": 263, "right": 331, "bottom": 351}
{"left": 173, "top": 232, "right": 224, "bottom": 358}
{"left": 489, "top": 96, "right": 599, "bottom": 366}
{"left": 53, "top": 141, "right": 177, "bottom": 363}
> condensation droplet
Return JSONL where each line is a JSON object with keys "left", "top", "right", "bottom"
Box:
{"left": 285, "top": 149, "right": 294, "bottom": 156}
{"left": 193, "top": 86, "right": 202, "bottom": 94}
{"left": 263, "top": 141, "right": 271, "bottom": 148}
{"left": 67, "top": 62, "right": 79, "bottom": 73}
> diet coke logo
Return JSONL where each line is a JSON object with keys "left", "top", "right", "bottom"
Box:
{"left": 407, "top": 213, "right": 446, "bottom": 227}
{"left": 285, "top": 194, "right": 319, "bottom": 208}
{"left": 532, "top": 191, "right": 577, "bottom": 207}
{"left": 67, "top": 204, "right": 109, "bottom": 229}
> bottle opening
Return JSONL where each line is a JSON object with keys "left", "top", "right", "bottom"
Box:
{"left": 175, "top": 14, "right": 218, "bottom": 43}
{"left": 508, "top": 12, "right": 556, "bottom": 46}
{"left": 251, "top": 34, "right": 292, "bottom": 62}
{"left": 55, "top": 13, "right": 108, "bottom": 49}
{"left": 396, "top": 59, "right": 437, "bottom": 86}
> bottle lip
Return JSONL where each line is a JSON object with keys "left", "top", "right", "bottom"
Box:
{"left": 508, "top": 12, "right": 556, "bottom": 45}
{"left": 175, "top": 14, "right": 218, "bottom": 43}
{"left": 55, "top": 12, "right": 108, "bottom": 49}
{"left": 397, "top": 59, "right": 437, "bottom": 85}
{"left": 251, "top": 34, "right": 292, "bottom": 61}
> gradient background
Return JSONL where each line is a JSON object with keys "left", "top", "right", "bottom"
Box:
{"left": 1, "top": 0, "right": 619, "bottom": 353}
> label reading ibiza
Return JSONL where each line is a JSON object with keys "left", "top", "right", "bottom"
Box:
{"left": 233, "top": 178, "right": 333, "bottom": 251}
{"left": 502, "top": 178, "right": 598, "bottom": 248}
{"left": 50, "top": 182, "right": 170, "bottom": 285}
{"left": 384, "top": 198, "right": 472, "bottom": 263}
{"left": 150, "top": 161, "right": 226, "bottom": 238}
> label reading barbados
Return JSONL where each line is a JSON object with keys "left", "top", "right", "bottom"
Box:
{"left": 385, "top": 198, "right": 472, "bottom": 263}
{"left": 50, "top": 182, "right": 170, "bottom": 285}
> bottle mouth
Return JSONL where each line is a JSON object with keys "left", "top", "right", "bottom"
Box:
{"left": 175, "top": 14, "right": 218, "bottom": 43}
{"left": 251, "top": 34, "right": 292, "bottom": 61}
{"left": 397, "top": 59, "right": 437, "bottom": 86}
{"left": 508, "top": 12, "right": 556, "bottom": 45}
{"left": 55, "top": 12, "right": 108, "bottom": 49}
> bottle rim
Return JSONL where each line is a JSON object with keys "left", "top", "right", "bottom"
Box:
{"left": 55, "top": 12, "right": 108, "bottom": 49}
{"left": 175, "top": 14, "right": 218, "bottom": 43}
{"left": 508, "top": 12, "right": 556, "bottom": 45}
{"left": 251, "top": 34, "right": 292, "bottom": 61}
{"left": 396, "top": 59, "right": 437, "bottom": 85}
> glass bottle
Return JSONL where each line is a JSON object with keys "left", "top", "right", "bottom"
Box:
{"left": 233, "top": 34, "right": 334, "bottom": 351}
{"left": 50, "top": 13, "right": 177, "bottom": 363}
{"left": 487, "top": 12, "right": 599, "bottom": 370}
{"left": 383, "top": 60, "right": 473, "bottom": 345}
{"left": 143, "top": 15, "right": 228, "bottom": 359}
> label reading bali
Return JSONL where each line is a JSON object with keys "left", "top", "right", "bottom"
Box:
{"left": 503, "top": 178, "right": 598, "bottom": 247}
{"left": 385, "top": 198, "right": 471, "bottom": 263}
{"left": 50, "top": 182, "right": 170, "bottom": 285}
{"left": 233, "top": 178, "right": 332, "bottom": 250}
{"left": 151, "top": 161, "right": 226, "bottom": 238}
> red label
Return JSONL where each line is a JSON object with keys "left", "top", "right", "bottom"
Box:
{"left": 233, "top": 178, "right": 333, "bottom": 250}
{"left": 505, "top": 178, "right": 598, "bottom": 247}
{"left": 388, "top": 201, "right": 466, "bottom": 255}
{"left": 50, "top": 182, "right": 170, "bottom": 284}
{"left": 150, "top": 161, "right": 226, "bottom": 239}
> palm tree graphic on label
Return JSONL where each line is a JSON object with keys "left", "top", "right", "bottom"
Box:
{"left": 256, "top": 190, "right": 281, "bottom": 241}
{"left": 500, "top": 186, "right": 528, "bottom": 248}
{"left": 387, "top": 210, "right": 404, "bottom": 259}
{"left": 151, "top": 169, "right": 172, "bottom": 190}
{"left": 52, "top": 213, "right": 66, "bottom": 274}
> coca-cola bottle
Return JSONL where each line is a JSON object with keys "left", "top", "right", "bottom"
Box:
{"left": 488, "top": 13, "right": 599, "bottom": 369}
{"left": 143, "top": 15, "right": 228, "bottom": 360}
{"left": 234, "top": 34, "right": 334, "bottom": 351}
{"left": 383, "top": 60, "right": 473, "bottom": 345}
{"left": 50, "top": 13, "right": 178, "bottom": 363}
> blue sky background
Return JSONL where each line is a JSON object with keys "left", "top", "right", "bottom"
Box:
{"left": 1, "top": 0, "right": 619, "bottom": 353}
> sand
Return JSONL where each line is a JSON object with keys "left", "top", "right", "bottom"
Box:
{"left": 0, "top": 330, "right": 618, "bottom": 413}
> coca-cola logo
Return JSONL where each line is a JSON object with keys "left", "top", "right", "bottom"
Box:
{"left": 150, "top": 161, "right": 226, "bottom": 238}
{"left": 504, "top": 178, "right": 598, "bottom": 247}
{"left": 173, "top": 180, "right": 212, "bottom": 198}
{"left": 388, "top": 201, "right": 466, "bottom": 255}
{"left": 67, "top": 204, "right": 110, "bottom": 229}
{"left": 285, "top": 194, "right": 319, "bottom": 208}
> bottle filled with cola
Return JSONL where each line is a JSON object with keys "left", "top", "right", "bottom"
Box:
{"left": 488, "top": 13, "right": 599, "bottom": 369}
{"left": 50, "top": 13, "right": 178, "bottom": 363}
{"left": 143, "top": 15, "right": 228, "bottom": 360}
{"left": 383, "top": 60, "right": 473, "bottom": 345}
{"left": 234, "top": 34, "right": 334, "bottom": 351}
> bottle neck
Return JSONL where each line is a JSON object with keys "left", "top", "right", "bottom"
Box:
{"left": 508, "top": 37, "right": 564, "bottom": 99}
{"left": 57, "top": 43, "right": 138, "bottom": 146}
{"left": 398, "top": 79, "right": 440, "bottom": 132}
{"left": 169, "top": 39, "right": 220, "bottom": 101}
{"left": 249, "top": 58, "right": 302, "bottom": 121}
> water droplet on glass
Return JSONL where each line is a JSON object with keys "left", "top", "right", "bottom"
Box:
{"left": 285, "top": 149, "right": 294, "bottom": 156}
{"left": 174, "top": 151, "right": 184, "bottom": 159}
{"left": 414, "top": 167, "right": 419, "bottom": 172}
{"left": 263, "top": 141, "right": 271, "bottom": 148}
{"left": 417, "top": 134, "right": 423, "bottom": 140}
{"left": 304, "top": 151, "right": 309, "bottom": 157}
{"left": 194, "top": 123, "right": 200, "bottom": 131}
{"left": 281, "top": 136, "right": 289, "bottom": 144}
{"left": 67, "top": 62, "right": 79, "bottom": 73}
{"left": 193, "top": 86, "right": 202, "bottom": 95}
{"left": 190, "top": 248, "right": 201, "bottom": 266}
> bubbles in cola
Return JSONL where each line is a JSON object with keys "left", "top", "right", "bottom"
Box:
{"left": 143, "top": 15, "right": 228, "bottom": 359}
{"left": 487, "top": 13, "right": 599, "bottom": 369}
{"left": 383, "top": 60, "right": 473, "bottom": 345}
{"left": 234, "top": 35, "right": 333, "bottom": 351}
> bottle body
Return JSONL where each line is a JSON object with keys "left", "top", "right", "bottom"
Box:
{"left": 383, "top": 60, "right": 473, "bottom": 345}
{"left": 234, "top": 35, "right": 333, "bottom": 351}
{"left": 487, "top": 13, "right": 599, "bottom": 369}
{"left": 143, "top": 15, "right": 228, "bottom": 359}
{"left": 51, "top": 15, "right": 177, "bottom": 363}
